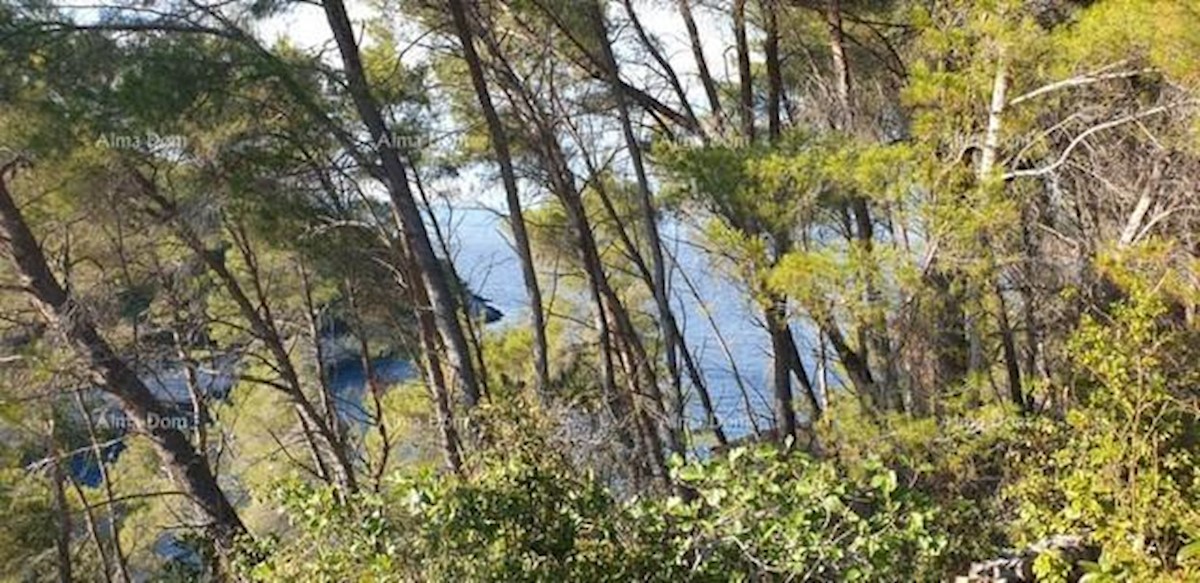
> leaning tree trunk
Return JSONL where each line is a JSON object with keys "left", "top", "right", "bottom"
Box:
{"left": 0, "top": 166, "right": 248, "bottom": 554}
{"left": 677, "top": 0, "right": 725, "bottom": 133}
{"left": 446, "top": 0, "right": 550, "bottom": 400}
{"left": 323, "top": 0, "right": 482, "bottom": 409}
{"left": 592, "top": 1, "right": 689, "bottom": 455}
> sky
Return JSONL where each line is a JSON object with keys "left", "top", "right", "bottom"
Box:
{"left": 248, "top": 0, "right": 737, "bottom": 211}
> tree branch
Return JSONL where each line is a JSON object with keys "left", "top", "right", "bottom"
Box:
{"left": 1004, "top": 103, "right": 1187, "bottom": 180}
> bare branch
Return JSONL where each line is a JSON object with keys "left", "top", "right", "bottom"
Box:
{"left": 1009, "top": 66, "right": 1155, "bottom": 107}
{"left": 1004, "top": 103, "right": 1189, "bottom": 180}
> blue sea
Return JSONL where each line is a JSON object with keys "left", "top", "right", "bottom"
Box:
{"left": 437, "top": 207, "right": 787, "bottom": 435}
{"left": 68, "top": 208, "right": 795, "bottom": 489}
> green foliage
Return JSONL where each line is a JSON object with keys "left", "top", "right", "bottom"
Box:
{"left": 243, "top": 436, "right": 948, "bottom": 582}
{"left": 0, "top": 460, "right": 57, "bottom": 578}
{"left": 244, "top": 455, "right": 656, "bottom": 582}
{"left": 1002, "top": 243, "right": 1200, "bottom": 581}
{"left": 658, "top": 447, "right": 946, "bottom": 581}
{"left": 3, "top": 1, "right": 1200, "bottom": 581}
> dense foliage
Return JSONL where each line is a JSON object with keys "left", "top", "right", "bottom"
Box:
{"left": 0, "top": 0, "right": 1198, "bottom": 581}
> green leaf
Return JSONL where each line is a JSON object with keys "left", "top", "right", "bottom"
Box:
{"left": 1177, "top": 540, "right": 1200, "bottom": 563}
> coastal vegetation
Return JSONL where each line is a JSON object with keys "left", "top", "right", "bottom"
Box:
{"left": 1, "top": 0, "right": 1198, "bottom": 580}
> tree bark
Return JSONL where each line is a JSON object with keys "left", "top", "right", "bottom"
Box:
{"left": 446, "top": 0, "right": 549, "bottom": 400}
{"left": 824, "top": 0, "right": 852, "bottom": 129}
{"left": 766, "top": 299, "right": 799, "bottom": 442}
{"left": 734, "top": 0, "right": 755, "bottom": 142}
{"left": 677, "top": 0, "right": 726, "bottom": 133}
{"left": 0, "top": 167, "right": 248, "bottom": 554}
{"left": 763, "top": 0, "right": 783, "bottom": 140}
{"left": 323, "top": 0, "right": 482, "bottom": 409}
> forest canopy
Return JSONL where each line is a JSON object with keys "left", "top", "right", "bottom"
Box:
{"left": 0, "top": 0, "right": 1198, "bottom": 581}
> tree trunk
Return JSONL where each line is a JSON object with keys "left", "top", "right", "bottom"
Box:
{"left": 821, "top": 313, "right": 879, "bottom": 411}
{"left": 131, "top": 174, "right": 359, "bottom": 493}
{"left": 977, "top": 56, "right": 1027, "bottom": 412}
{"left": 47, "top": 424, "right": 73, "bottom": 583}
{"left": 345, "top": 281, "right": 395, "bottom": 489}
{"left": 323, "top": 0, "right": 482, "bottom": 409}
{"left": 68, "top": 473, "right": 115, "bottom": 583}
{"left": 298, "top": 261, "right": 353, "bottom": 486}
{"left": 619, "top": 0, "right": 704, "bottom": 137}
{"left": 824, "top": 0, "right": 852, "bottom": 129}
{"left": 592, "top": 1, "right": 688, "bottom": 457}
{"left": 763, "top": 0, "right": 783, "bottom": 140}
{"left": 766, "top": 299, "right": 799, "bottom": 442}
{"left": 570, "top": 127, "right": 728, "bottom": 447}
{"left": 473, "top": 9, "right": 673, "bottom": 481}
{"left": 734, "top": 0, "right": 755, "bottom": 141}
{"left": 0, "top": 169, "right": 248, "bottom": 554}
{"left": 446, "top": 0, "right": 549, "bottom": 401}
{"left": 677, "top": 0, "right": 725, "bottom": 133}
{"left": 72, "top": 391, "right": 130, "bottom": 583}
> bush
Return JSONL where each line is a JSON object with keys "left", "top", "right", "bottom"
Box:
{"left": 243, "top": 442, "right": 947, "bottom": 582}
{"left": 1003, "top": 264, "right": 1200, "bottom": 581}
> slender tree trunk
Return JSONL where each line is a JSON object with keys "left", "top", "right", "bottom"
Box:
{"left": 763, "top": 0, "right": 783, "bottom": 140}
{"left": 820, "top": 313, "right": 879, "bottom": 410}
{"left": 345, "top": 281, "right": 395, "bottom": 489}
{"left": 677, "top": 0, "right": 725, "bottom": 132}
{"left": 671, "top": 244, "right": 754, "bottom": 438}
{"left": 68, "top": 473, "right": 115, "bottom": 583}
{"left": 473, "top": 11, "right": 672, "bottom": 481}
{"left": 323, "top": 0, "right": 482, "bottom": 408}
{"left": 822, "top": 0, "right": 898, "bottom": 410}
{"left": 592, "top": 2, "right": 688, "bottom": 456}
{"left": 417, "top": 305, "right": 465, "bottom": 475}
{"left": 761, "top": 10, "right": 812, "bottom": 436}
{"left": 589, "top": 269, "right": 645, "bottom": 481}
{"left": 619, "top": 0, "right": 704, "bottom": 137}
{"left": 411, "top": 167, "right": 494, "bottom": 405}
{"left": 47, "top": 422, "right": 73, "bottom": 583}
{"left": 977, "top": 55, "right": 1027, "bottom": 412}
{"left": 995, "top": 284, "right": 1027, "bottom": 411}
{"left": 232, "top": 228, "right": 358, "bottom": 492}
{"left": 766, "top": 299, "right": 799, "bottom": 442}
{"left": 132, "top": 176, "right": 358, "bottom": 493}
{"left": 173, "top": 330, "right": 209, "bottom": 461}
{"left": 298, "top": 261, "right": 351, "bottom": 483}
{"left": 0, "top": 169, "right": 248, "bottom": 553}
{"left": 979, "top": 56, "right": 1008, "bottom": 177}
{"left": 556, "top": 158, "right": 681, "bottom": 465}
{"left": 72, "top": 392, "right": 130, "bottom": 583}
{"left": 734, "top": 0, "right": 755, "bottom": 141}
{"left": 446, "top": 0, "right": 549, "bottom": 400}
{"left": 544, "top": 121, "right": 676, "bottom": 476}
{"left": 390, "top": 240, "right": 466, "bottom": 475}
{"left": 781, "top": 320, "right": 821, "bottom": 416}
{"left": 568, "top": 125, "right": 728, "bottom": 447}
{"left": 825, "top": 0, "right": 852, "bottom": 129}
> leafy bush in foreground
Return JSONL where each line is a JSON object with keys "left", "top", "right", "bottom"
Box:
{"left": 242, "top": 444, "right": 944, "bottom": 582}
